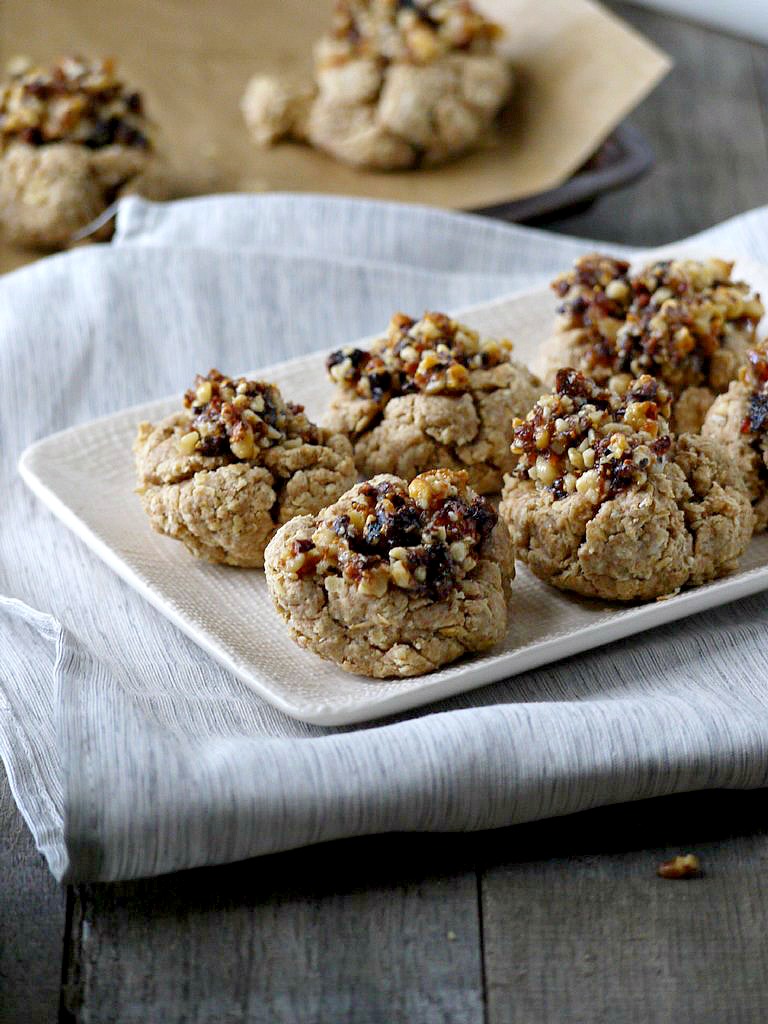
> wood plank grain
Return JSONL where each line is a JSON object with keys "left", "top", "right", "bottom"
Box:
{"left": 481, "top": 789, "right": 768, "bottom": 1024}
{"left": 62, "top": 832, "right": 484, "bottom": 1024}
{"left": 0, "top": 765, "right": 65, "bottom": 1024}
{"left": 542, "top": 3, "right": 768, "bottom": 245}
{"left": 750, "top": 42, "right": 768, "bottom": 148}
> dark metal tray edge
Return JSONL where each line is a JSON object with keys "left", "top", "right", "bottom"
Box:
{"left": 472, "top": 122, "right": 654, "bottom": 222}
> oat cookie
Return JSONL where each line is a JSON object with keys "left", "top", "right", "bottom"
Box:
{"left": 499, "top": 369, "right": 753, "bottom": 601}
{"left": 265, "top": 469, "right": 514, "bottom": 677}
{"left": 241, "top": 0, "right": 512, "bottom": 171}
{"left": 323, "top": 311, "right": 542, "bottom": 493}
{"left": 537, "top": 255, "right": 764, "bottom": 433}
{"left": 134, "top": 370, "right": 356, "bottom": 568}
{"left": 0, "top": 56, "right": 160, "bottom": 249}
{"left": 702, "top": 339, "right": 768, "bottom": 532}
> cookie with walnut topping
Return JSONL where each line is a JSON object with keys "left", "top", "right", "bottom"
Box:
{"left": 241, "top": 0, "right": 512, "bottom": 171}
{"left": 702, "top": 339, "right": 768, "bottom": 532}
{"left": 264, "top": 469, "right": 514, "bottom": 678}
{"left": 134, "top": 370, "right": 356, "bottom": 568}
{"left": 0, "top": 56, "right": 161, "bottom": 249}
{"left": 536, "top": 255, "right": 764, "bottom": 433}
{"left": 323, "top": 311, "right": 542, "bottom": 494}
{"left": 499, "top": 369, "right": 753, "bottom": 601}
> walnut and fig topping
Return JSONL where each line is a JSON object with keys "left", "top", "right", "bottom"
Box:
{"left": 510, "top": 369, "right": 673, "bottom": 503}
{"left": 0, "top": 56, "right": 151, "bottom": 150}
{"left": 739, "top": 340, "right": 768, "bottom": 437}
{"left": 323, "top": 0, "right": 502, "bottom": 68}
{"left": 285, "top": 469, "right": 497, "bottom": 599}
{"left": 552, "top": 253, "right": 633, "bottom": 354}
{"left": 326, "top": 311, "right": 514, "bottom": 403}
{"left": 179, "top": 369, "right": 320, "bottom": 460}
{"left": 552, "top": 255, "right": 764, "bottom": 392}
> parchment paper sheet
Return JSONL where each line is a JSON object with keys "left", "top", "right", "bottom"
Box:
{"left": 1, "top": 0, "right": 670, "bottom": 215}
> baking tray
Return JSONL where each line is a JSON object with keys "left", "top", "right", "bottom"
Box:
{"left": 474, "top": 123, "right": 654, "bottom": 222}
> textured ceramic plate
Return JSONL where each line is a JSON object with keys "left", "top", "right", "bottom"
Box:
{"left": 19, "top": 276, "right": 768, "bottom": 726}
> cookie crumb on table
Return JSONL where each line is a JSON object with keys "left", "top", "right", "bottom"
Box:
{"left": 657, "top": 854, "right": 702, "bottom": 879}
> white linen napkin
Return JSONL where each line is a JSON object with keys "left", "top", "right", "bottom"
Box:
{"left": 2, "top": 194, "right": 768, "bottom": 883}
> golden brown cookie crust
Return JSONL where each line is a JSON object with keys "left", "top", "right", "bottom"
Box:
{"left": 265, "top": 471, "right": 514, "bottom": 678}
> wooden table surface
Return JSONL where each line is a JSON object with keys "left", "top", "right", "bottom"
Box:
{"left": 3, "top": 5, "right": 768, "bottom": 1023}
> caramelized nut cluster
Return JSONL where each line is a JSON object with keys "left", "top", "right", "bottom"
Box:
{"left": 0, "top": 56, "right": 150, "bottom": 150}
{"left": 552, "top": 253, "right": 633, "bottom": 354}
{"left": 552, "top": 255, "right": 764, "bottom": 391}
{"left": 322, "top": 0, "right": 501, "bottom": 67}
{"left": 180, "top": 370, "right": 319, "bottom": 461}
{"left": 286, "top": 469, "right": 497, "bottom": 599}
{"left": 739, "top": 340, "right": 768, "bottom": 436}
{"left": 510, "top": 369, "right": 673, "bottom": 503}
{"left": 327, "top": 311, "right": 513, "bottom": 402}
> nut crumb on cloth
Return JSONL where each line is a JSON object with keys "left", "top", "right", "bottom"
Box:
{"left": 240, "top": 0, "right": 513, "bottom": 170}
{"left": 134, "top": 370, "right": 356, "bottom": 568}
{"left": 323, "top": 310, "right": 542, "bottom": 493}
{"left": 265, "top": 469, "right": 514, "bottom": 678}
{"left": 0, "top": 56, "right": 161, "bottom": 249}
{"left": 537, "top": 255, "right": 764, "bottom": 433}
{"left": 499, "top": 369, "right": 753, "bottom": 602}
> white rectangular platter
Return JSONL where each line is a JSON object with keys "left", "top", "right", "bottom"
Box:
{"left": 19, "top": 272, "right": 768, "bottom": 726}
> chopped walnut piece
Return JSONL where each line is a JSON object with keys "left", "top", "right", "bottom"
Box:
{"left": 326, "top": 311, "right": 515, "bottom": 403}
{"left": 509, "top": 369, "right": 672, "bottom": 503}
{"left": 657, "top": 854, "right": 702, "bottom": 880}
{"left": 0, "top": 56, "right": 151, "bottom": 151}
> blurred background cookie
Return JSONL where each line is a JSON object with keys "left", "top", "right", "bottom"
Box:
{"left": 241, "top": 0, "right": 512, "bottom": 171}
{"left": 0, "top": 55, "right": 163, "bottom": 249}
